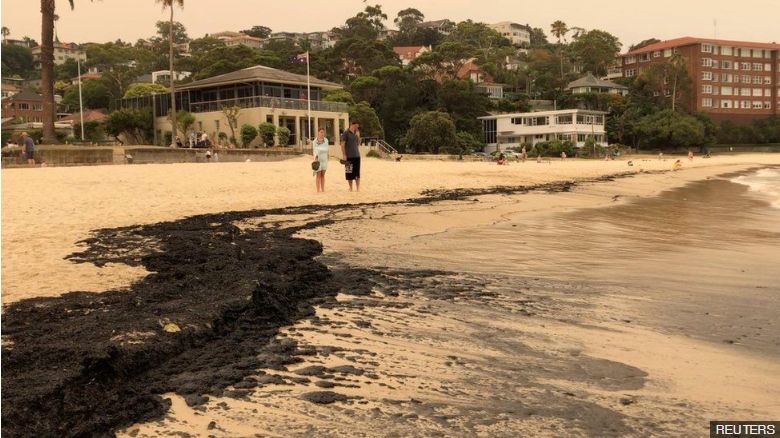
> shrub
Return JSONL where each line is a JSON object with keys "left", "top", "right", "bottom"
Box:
{"left": 75, "top": 121, "right": 106, "bottom": 142}
{"left": 366, "top": 149, "right": 381, "bottom": 158}
{"left": 258, "top": 122, "right": 276, "bottom": 146}
{"left": 276, "top": 126, "right": 291, "bottom": 146}
{"left": 240, "top": 124, "right": 258, "bottom": 147}
{"left": 164, "top": 131, "right": 172, "bottom": 146}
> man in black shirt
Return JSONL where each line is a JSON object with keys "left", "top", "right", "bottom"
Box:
{"left": 340, "top": 120, "right": 361, "bottom": 192}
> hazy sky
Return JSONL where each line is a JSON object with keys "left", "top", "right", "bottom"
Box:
{"left": 2, "top": 0, "right": 778, "bottom": 50}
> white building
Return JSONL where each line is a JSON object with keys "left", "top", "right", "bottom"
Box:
{"left": 31, "top": 42, "right": 86, "bottom": 68}
{"left": 479, "top": 109, "right": 608, "bottom": 153}
{"left": 488, "top": 22, "right": 530, "bottom": 48}
{"left": 565, "top": 73, "right": 628, "bottom": 96}
{"left": 223, "top": 34, "right": 264, "bottom": 49}
{"left": 152, "top": 70, "right": 192, "bottom": 84}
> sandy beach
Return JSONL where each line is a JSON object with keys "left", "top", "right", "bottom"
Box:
{"left": 2, "top": 154, "right": 780, "bottom": 436}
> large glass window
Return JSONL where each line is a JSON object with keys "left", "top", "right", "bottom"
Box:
{"left": 483, "top": 119, "right": 497, "bottom": 144}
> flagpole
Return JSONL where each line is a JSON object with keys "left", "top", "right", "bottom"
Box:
{"left": 306, "top": 51, "right": 311, "bottom": 146}
{"left": 77, "top": 58, "right": 85, "bottom": 141}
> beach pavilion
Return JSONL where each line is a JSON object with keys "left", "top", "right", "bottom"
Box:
{"left": 117, "top": 65, "right": 349, "bottom": 146}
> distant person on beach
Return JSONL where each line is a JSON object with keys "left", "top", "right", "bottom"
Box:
{"left": 673, "top": 159, "right": 682, "bottom": 171}
{"left": 21, "top": 132, "right": 35, "bottom": 166}
{"left": 688, "top": 149, "right": 694, "bottom": 161}
{"left": 560, "top": 151, "right": 567, "bottom": 161}
{"left": 312, "top": 127, "right": 329, "bottom": 192}
{"left": 188, "top": 131, "right": 196, "bottom": 148}
{"left": 521, "top": 146, "right": 527, "bottom": 162}
{"left": 340, "top": 119, "right": 361, "bottom": 192}
{"left": 497, "top": 153, "right": 507, "bottom": 165}
{"left": 536, "top": 153, "right": 542, "bottom": 163}
{"left": 658, "top": 152, "right": 664, "bottom": 160}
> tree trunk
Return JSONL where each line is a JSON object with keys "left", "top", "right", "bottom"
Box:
{"left": 40, "top": 0, "right": 57, "bottom": 143}
{"left": 168, "top": 5, "right": 177, "bottom": 147}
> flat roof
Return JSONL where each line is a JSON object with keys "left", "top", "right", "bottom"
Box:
{"left": 624, "top": 36, "right": 780, "bottom": 55}
{"left": 479, "top": 109, "right": 607, "bottom": 120}
{"left": 176, "top": 65, "right": 343, "bottom": 91}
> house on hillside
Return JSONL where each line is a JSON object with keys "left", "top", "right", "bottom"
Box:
{"left": 487, "top": 22, "right": 530, "bottom": 48}
{"left": 457, "top": 59, "right": 504, "bottom": 100}
{"left": 393, "top": 46, "right": 431, "bottom": 66}
{"left": 419, "top": 20, "right": 454, "bottom": 35}
{"left": 566, "top": 73, "right": 628, "bottom": 96}
{"left": 31, "top": 42, "right": 85, "bottom": 69}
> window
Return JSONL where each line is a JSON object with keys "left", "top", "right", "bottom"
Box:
{"left": 722, "top": 60, "right": 732, "bottom": 69}
{"left": 741, "top": 62, "right": 751, "bottom": 70}
{"left": 752, "top": 101, "right": 763, "bottom": 109}
{"left": 753, "top": 76, "right": 762, "bottom": 84}
{"left": 764, "top": 102, "right": 771, "bottom": 109}
{"left": 721, "top": 100, "right": 732, "bottom": 108}
{"left": 765, "top": 63, "right": 771, "bottom": 71}
{"left": 33, "top": 104, "right": 42, "bottom": 111}
{"left": 702, "top": 84, "right": 713, "bottom": 93}
{"left": 483, "top": 118, "right": 497, "bottom": 144}
{"left": 764, "top": 76, "right": 772, "bottom": 85}
{"left": 577, "top": 134, "right": 586, "bottom": 142}
{"left": 752, "top": 49, "right": 762, "bottom": 58}
{"left": 766, "top": 89, "right": 773, "bottom": 97}
{"left": 713, "top": 86, "right": 719, "bottom": 95}
{"left": 753, "top": 63, "right": 763, "bottom": 71}
{"left": 713, "top": 73, "right": 720, "bottom": 82}
{"left": 702, "top": 98, "right": 713, "bottom": 107}
{"left": 625, "top": 55, "right": 636, "bottom": 64}
{"left": 741, "top": 100, "right": 750, "bottom": 109}
{"left": 722, "top": 73, "right": 732, "bottom": 82}
{"left": 741, "top": 88, "right": 751, "bottom": 96}
{"left": 639, "top": 53, "right": 650, "bottom": 62}
{"left": 653, "top": 51, "right": 661, "bottom": 58}
{"left": 721, "top": 86, "right": 733, "bottom": 96}
{"left": 663, "top": 48, "right": 672, "bottom": 57}
{"left": 702, "top": 58, "right": 712, "bottom": 67}
{"left": 742, "top": 75, "right": 751, "bottom": 84}
{"left": 556, "top": 115, "right": 573, "bottom": 124}
{"left": 702, "top": 71, "right": 713, "bottom": 80}
{"left": 712, "top": 60, "right": 719, "bottom": 69}
{"left": 511, "top": 117, "right": 522, "bottom": 125}
{"left": 625, "top": 69, "right": 636, "bottom": 77}
{"left": 702, "top": 44, "right": 713, "bottom": 53}
{"left": 753, "top": 88, "right": 762, "bottom": 96}
{"left": 18, "top": 103, "right": 29, "bottom": 110}
{"left": 722, "top": 46, "right": 733, "bottom": 56}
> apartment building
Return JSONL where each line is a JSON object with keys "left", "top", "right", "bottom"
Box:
{"left": 487, "top": 22, "right": 530, "bottom": 48}
{"left": 31, "top": 42, "right": 86, "bottom": 68}
{"left": 620, "top": 37, "right": 780, "bottom": 122}
{"left": 1, "top": 90, "right": 44, "bottom": 123}
{"left": 479, "top": 109, "right": 608, "bottom": 153}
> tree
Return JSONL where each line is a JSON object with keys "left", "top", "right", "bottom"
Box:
{"left": 454, "top": 131, "right": 483, "bottom": 155}
{"left": 401, "top": 111, "right": 458, "bottom": 154}
{"left": 1, "top": 43, "right": 34, "bottom": 77}
{"left": 123, "top": 82, "right": 168, "bottom": 98}
{"left": 40, "top": 0, "right": 74, "bottom": 143}
{"left": 175, "top": 110, "right": 195, "bottom": 136}
{"left": 445, "top": 20, "right": 510, "bottom": 60}
{"left": 550, "top": 20, "right": 569, "bottom": 43}
{"left": 527, "top": 26, "right": 549, "bottom": 48}
{"left": 437, "top": 79, "right": 491, "bottom": 136}
{"left": 333, "top": 4, "right": 388, "bottom": 40}
{"left": 62, "top": 79, "right": 111, "bottom": 110}
{"left": 241, "top": 25, "right": 272, "bottom": 38}
{"left": 54, "top": 58, "right": 79, "bottom": 80}
{"left": 349, "top": 101, "right": 383, "bottom": 138}
{"left": 258, "top": 122, "right": 276, "bottom": 146}
{"left": 2, "top": 26, "right": 9, "bottom": 42}
{"left": 634, "top": 109, "right": 706, "bottom": 149}
{"left": 391, "top": 8, "right": 425, "bottom": 45}
{"left": 220, "top": 105, "right": 240, "bottom": 145}
{"left": 323, "top": 89, "right": 355, "bottom": 105}
{"left": 240, "top": 124, "right": 258, "bottom": 147}
{"left": 155, "top": 20, "right": 189, "bottom": 45}
{"left": 629, "top": 38, "right": 660, "bottom": 52}
{"left": 349, "top": 76, "right": 381, "bottom": 107}
{"left": 188, "top": 36, "right": 224, "bottom": 54}
{"left": 568, "top": 30, "right": 621, "bottom": 77}
{"left": 156, "top": 0, "right": 184, "bottom": 147}
{"left": 105, "top": 108, "right": 153, "bottom": 144}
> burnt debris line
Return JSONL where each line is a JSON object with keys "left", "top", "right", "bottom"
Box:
{"left": 1, "top": 174, "right": 642, "bottom": 437}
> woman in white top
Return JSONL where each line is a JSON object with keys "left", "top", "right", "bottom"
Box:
{"left": 312, "top": 128, "right": 329, "bottom": 192}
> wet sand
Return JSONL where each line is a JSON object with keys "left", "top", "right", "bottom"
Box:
{"left": 2, "top": 155, "right": 780, "bottom": 436}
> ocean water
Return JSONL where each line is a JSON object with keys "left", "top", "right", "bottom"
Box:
{"left": 732, "top": 167, "right": 780, "bottom": 209}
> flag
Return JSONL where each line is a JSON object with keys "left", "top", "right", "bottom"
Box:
{"left": 291, "top": 52, "right": 309, "bottom": 64}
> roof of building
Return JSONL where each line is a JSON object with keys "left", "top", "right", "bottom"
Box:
{"left": 479, "top": 109, "right": 607, "bottom": 120}
{"left": 58, "top": 109, "right": 108, "bottom": 123}
{"left": 5, "top": 90, "right": 43, "bottom": 102}
{"left": 226, "top": 35, "right": 263, "bottom": 42}
{"left": 419, "top": 19, "right": 452, "bottom": 28}
{"left": 624, "top": 36, "right": 780, "bottom": 55}
{"left": 1, "top": 83, "right": 21, "bottom": 91}
{"left": 176, "top": 65, "right": 343, "bottom": 91}
{"left": 392, "top": 46, "right": 428, "bottom": 60}
{"left": 565, "top": 73, "right": 627, "bottom": 90}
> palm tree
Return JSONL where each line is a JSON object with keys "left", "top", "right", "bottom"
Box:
{"left": 157, "top": 0, "right": 184, "bottom": 147}
{"left": 40, "top": 0, "right": 60, "bottom": 143}
{"left": 550, "top": 20, "right": 569, "bottom": 81}
{"left": 1, "top": 26, "right": 10, "bottom": 43}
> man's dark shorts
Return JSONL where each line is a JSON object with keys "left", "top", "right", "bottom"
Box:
{"left": 345, "top": 157, "right": 361, "bottom": 180}
{"left": 25, "top": 146, "right": 34, "bottom": 158}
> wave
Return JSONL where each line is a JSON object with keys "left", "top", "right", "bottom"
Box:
{"left": 731, "top": 168, "right": 780, "bottom": 209}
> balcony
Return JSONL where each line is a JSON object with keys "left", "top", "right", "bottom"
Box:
{"left": 187, "top": 96, "right": 349, "bottom": 114}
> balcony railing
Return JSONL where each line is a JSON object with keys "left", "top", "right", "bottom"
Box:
{"left": 188, "top": 96, "right": 349, "bottom": 114}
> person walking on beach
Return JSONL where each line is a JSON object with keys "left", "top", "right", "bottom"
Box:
{"left": 688, "top": 149, "right": 694, "bottom": 161}
{"left": 21, "top": 132, "right": 35, "bottom": 166}
{"left": 312, "top": 127, "right": 329, "bottom": 192}
{"left": 340, "top": 120, "right": 361, "bottom": 192}
{"left": 561, "top": 151, "right": 567, "bottom": 161}
{"left": 521, "top": 145, "right": 527, "bottom": 162}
